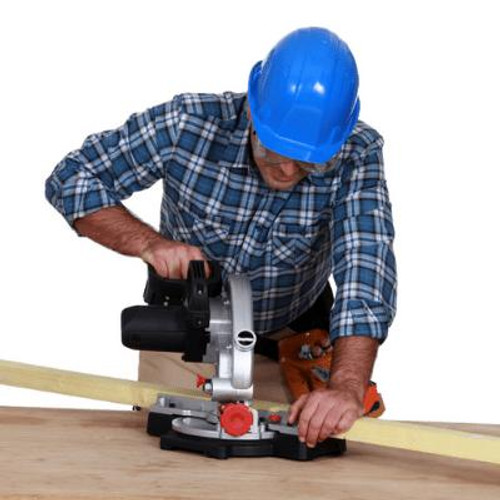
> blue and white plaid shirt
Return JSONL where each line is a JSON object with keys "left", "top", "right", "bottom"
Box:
{"left": 46, "top": 92, "right": 397, "bottom": 342}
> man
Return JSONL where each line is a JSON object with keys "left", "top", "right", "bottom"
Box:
{"left": 45, "top": 27, "right": 397, "bottom": 447}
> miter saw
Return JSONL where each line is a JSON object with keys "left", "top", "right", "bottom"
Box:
{"left": 121, "top": 261, "right": 346, "bottom": 460}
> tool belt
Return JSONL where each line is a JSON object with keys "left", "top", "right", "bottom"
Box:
{"left": 255, "top": 283, "right": 334, "bottom": 361}
{"left": 255, "top": 285, "right": 384, "bottom": 417}
{"left": 277, "top": 328, "right": 385, "bottom": 417}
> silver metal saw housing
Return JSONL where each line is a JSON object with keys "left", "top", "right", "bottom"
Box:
{"left": 203, "top": 275, "right": 257, "bottom": 402}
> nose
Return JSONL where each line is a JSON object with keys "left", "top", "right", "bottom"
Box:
{"left": 279, "top": 161, "right": 300, "bottom": 177}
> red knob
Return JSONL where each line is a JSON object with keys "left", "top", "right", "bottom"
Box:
{"left": 268, "top": 413, "right": 282, "bottom": 423}
{"left": 196, "top": 374, "right": 207, "bottom": 388}
{"left": 220, "top": 403, "right": 253, "bottom": 437}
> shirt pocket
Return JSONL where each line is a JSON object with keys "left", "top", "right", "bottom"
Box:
{"left": 191, "top": 217, "right": 228, "bottom": 243}
{"left": 172, "top": 209, "right": 234, "bottom": 260}
{"left": 270, "top": 221, "right": 330, "bottom": 269}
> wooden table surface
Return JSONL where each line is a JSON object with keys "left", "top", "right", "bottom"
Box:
{"left": 0, "top": 406, "right": 498, "bottom": 500}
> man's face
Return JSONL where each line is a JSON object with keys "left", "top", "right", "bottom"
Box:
{"left": 247, "top": 107, "right": 309, "bottom": 191}
{"left": 249, "top": 129, "right": 308, "bottom": 191}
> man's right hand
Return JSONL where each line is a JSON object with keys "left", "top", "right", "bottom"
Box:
{"left": 73, "top": 206, "right": 209, "bottom": 280}
{"left": 141, "top": 237, "right": 210, "bottom": 279}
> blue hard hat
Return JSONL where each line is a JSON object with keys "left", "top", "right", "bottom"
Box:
{"left": 247, "top": 27, "right": 360, "bottom": 164}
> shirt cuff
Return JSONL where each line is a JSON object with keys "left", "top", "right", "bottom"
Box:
{"left": 330, "top": 299, "right": 392, "bottom": 344}
{"left": 45, "top": 170, "right": 122, "bottom": 231}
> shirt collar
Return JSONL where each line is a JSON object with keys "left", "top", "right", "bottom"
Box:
{"left": 217, "top": 99, "right": 252, "bottom": 170}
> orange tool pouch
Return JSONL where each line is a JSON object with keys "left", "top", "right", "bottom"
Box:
{"left": 278, "top": 329, "right": 385, "bottom": 417}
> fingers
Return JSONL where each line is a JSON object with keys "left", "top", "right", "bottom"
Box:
{"left": 174, "top": 245, "right": 205, "bottom": 279}
{"left": 141, "top": 238, "right": 209, "bottom": 279}
{"left": 179, "top": 254, "right": 191, "bottom": 280}
{"left": 333, "top": 409, "right": 359, "bottom": 435}
{"left": 153, "top": 258, "right": 169, "bottom": 278}
{"left": 295, "top": 392, "right": 340, "bottom": 447}
{"left": 204, "top": 260, "right": 212, "bottom": 278}
{"left": 288, "top": 394, "right": 308, "bottom": 425}
{"left": 296, "top": 396, "right": 321, "bottom": 444}
{"left": 289, "top": 389, "right": 363, "bottom": 448}
{"left": 301, "top": 398, "right": 336, "bottom": 447}
{"left": 168, "top": 258, "right": 183, "bottom": 279}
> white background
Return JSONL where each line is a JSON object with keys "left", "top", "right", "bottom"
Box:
{"left": 1, "top": 0, "right": 499, "bottom": 424}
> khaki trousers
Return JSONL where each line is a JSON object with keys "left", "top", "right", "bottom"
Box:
{"left": 138, "top": 351, "right": 293, "bottom": 404}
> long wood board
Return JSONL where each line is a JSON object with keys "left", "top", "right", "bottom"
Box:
{"left": 1, "top": 359, "right": 499, "bottom": 465}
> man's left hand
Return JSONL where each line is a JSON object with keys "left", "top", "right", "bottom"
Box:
{"left": 288, "top": 385, "right": 364, "bottom": 447}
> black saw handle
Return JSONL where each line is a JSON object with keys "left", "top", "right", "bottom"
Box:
{"left": 121, "top": 260, "right": 222, "bottom": 361}
{"left": 143, "top": 261, "right": 222, "bottom": 305}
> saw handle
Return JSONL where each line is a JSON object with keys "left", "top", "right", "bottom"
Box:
{"left": 144, "top": 261, "right": 222, "bottom": 305}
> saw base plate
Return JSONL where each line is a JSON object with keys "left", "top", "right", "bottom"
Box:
{"left": 148, "top": 411, "right": 346, "bottom": 460}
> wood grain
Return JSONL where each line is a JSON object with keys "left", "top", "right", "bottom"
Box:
{"left": 0, "top": 407, "right": 498, "bottom": 500}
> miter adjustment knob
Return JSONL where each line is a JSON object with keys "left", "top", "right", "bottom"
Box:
{"left": 196, "top": 374, "right": 207, "bottom": 388}
{"left": 220, "top": 403, "right": 253, "bottom": 437}
{"left": 267, "top": 413, "right": 282, "bottom": 423}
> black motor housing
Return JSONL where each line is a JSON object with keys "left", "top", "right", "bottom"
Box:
{"left": 121, "top": 261, "right": 222, "bottom": 362}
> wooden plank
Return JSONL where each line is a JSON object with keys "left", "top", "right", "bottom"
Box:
{"left": 345, "top": 417, "right": 500, "bottom": 465}
{"left": 0, "top": 407, "right": 499, "bottom": 500}
{"left": 1, "top": 359, "right": 500, "bottom": 465}
{"left": 0, "top": 358, "right": 206, "bottom": 407}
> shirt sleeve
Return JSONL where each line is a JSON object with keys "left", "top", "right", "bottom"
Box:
{"left": 329, "top": 137, "right": 397, "bottom": 343}
{"left": 45, "top": 97, "right": 181, "bottom": 228}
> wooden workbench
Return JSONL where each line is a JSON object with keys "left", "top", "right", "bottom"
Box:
{"left": 0, "top": 406, "right": 498, "bottom": 499}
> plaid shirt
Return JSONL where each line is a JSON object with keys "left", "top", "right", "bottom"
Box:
{"left": 46, "top": 92, "right": 397, "bottom": 342}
